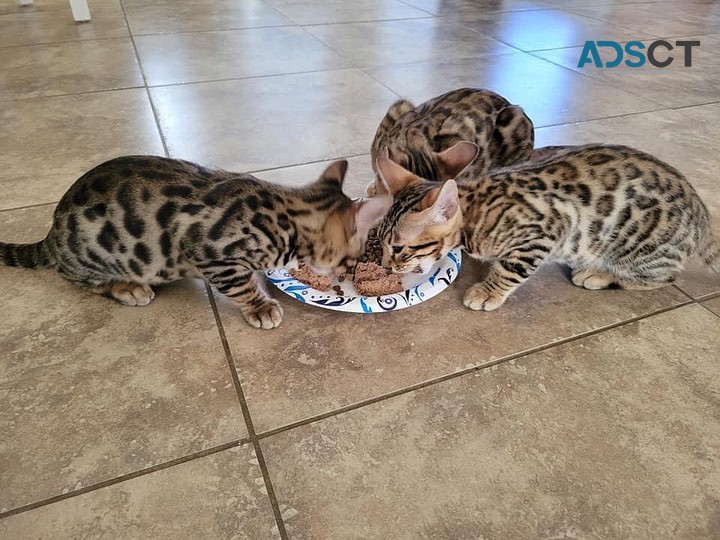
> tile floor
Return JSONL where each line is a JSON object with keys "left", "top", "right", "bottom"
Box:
{"left": 1, "top": 0, "right": 719, "bottom": 538}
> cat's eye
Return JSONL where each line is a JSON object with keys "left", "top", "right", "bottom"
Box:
{"left": 391, "top": 245, "right": 403, "bottom": 255}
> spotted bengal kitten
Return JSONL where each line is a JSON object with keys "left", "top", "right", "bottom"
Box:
{"left": 375, "top": 144, "right": 719, "bottom": 311}
{"left": 0, "top": 157, "right": 389, "bottom": 329}
{"left": 367, "top": 88, "right": 536, "bottom": 196}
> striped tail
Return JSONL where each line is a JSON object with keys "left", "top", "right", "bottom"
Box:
{"left": 701, "top": 236, "right": 720, "bottom": 273}
{"left": 0, "top": 238, "right": 54, "bottom": 268}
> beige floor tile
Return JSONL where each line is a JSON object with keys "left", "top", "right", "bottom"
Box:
{"left": 136, "top": 27, "right": 348, "bottom": 87}
{"left": 703, "top": 296, "right": 720, "bottom": 316}
{"left": 122, "top": 0, "right": 293, "bottom": 36}
{"left": 0, "top": 445, "right": 277, "bottom": 539}
{"left": 450, "top": 8, "right": 656, "bottom": 51}
{"left": 305, "top": 18, "right": 515, "bottom": 68}
{"left": 535, "top": 103, "right": 720, "bottom": 298}
{"left": 566, "top": 2, "right": 720, "bottom": 37}
{"left": 215, "top": 257, "right": 686, "bottom": 433}
{"left": 0, "top": 89, "right": 163, "bottom": 211}
{"left": 265, "top": 0, "right": 430, "bottom": 25}
{"left": 403, "top": 0, "right": 548, "bottom": 14}
{"left": 0, "top": 4, "right": 128, "bottom": 47}
{"left": 260, "top": 304, "right": 720, "bottom": 539}
{"left": 365, "top": 53, "right": 659, "bottom": 127}
{"left": 256, "top": 154, "right": 372, "bottom": 198}
{"left": 0, "top": 205, "right": 246, "bottom": 513}
{"left": 687, "top": 33, "right": 720, "bottom": 54}
{"left": 535, "top": 41, "right": 720, "bottom": 108}
{"left": 0, "top": 38, "right": 142, "bottom": 101}
{"left": 150, "top": 69, "right": 396, "bottom": 171}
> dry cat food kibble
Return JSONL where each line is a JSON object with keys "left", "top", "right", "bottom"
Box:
{"left": 358, "top": 227, "right": 383, "bottom": 264}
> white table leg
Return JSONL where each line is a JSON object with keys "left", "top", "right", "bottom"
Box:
{"left": 69, "top": 0, "right": 91, "bottom": 21}
{"left": 18, "top": 0, "right": 34, "bottom": 6}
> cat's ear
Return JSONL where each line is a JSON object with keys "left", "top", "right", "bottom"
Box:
{"left": 434, "top": 141, "right": 479, "bottom": 180}
{"left": 317, "top": 159, "right": 348, "bottom": 188}
{"left": 423, "top": 180, "right": 459, "bottom": 224}
{"left": 376, "top": 147, "right": 418, "bottom": 195}
{"left": 348, "top": 195, "right": 392, "bottom": 237}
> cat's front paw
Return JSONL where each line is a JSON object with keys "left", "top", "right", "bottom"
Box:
{"left": 110, "top": 283, "right": 155, "bottom": 307}
{"left": 242, "top": 299, "right": 284, "bottom": 330}
{"left": 463, "top": 283, "right": 506, "bottom": 311}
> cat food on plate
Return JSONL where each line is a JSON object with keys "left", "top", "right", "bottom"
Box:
{"left": 288, "top": 227, "right": 403, "bottom": 297}
{"left": 266, "top": 246, "right": 463, "bottom": 314}
{"left": 289, "top": 264, "right": 334, "bottom": 291}
{"left": 289, "top": 261, "right": 403, "bottom": 297}
{"left": 353, "top": 262, "right": 403, "bottom": 296}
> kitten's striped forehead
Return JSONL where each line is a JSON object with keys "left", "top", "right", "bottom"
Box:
{"left": 377, "top": 181, "right": 434, "bottom": 240}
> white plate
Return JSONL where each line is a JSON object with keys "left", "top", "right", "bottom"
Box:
{"left": 265, "top": 248, "right": 462, "bottom": 313}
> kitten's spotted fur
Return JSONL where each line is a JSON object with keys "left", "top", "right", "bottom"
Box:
{"left": 0, "top": 156, "right": 389, "bottom": 328}
{"left": 375, "top": 144, "right": 718, "bottom": 311}
{"left": 367, "top": 88, "right": 535, "bottom": 196}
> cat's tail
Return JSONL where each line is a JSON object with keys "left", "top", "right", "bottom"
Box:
{"left": 700, "top": 237, "right": 720, "bottom": 273}
{"left": 0, "top": 237, "right": 54, "bottom": 269}
{"left": 697, "top": 224, "right": 720, "bottom": 273}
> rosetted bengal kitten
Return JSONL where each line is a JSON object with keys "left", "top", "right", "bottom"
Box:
{"left": 367, "top": 88, "right": 536, "bottom": 196}
{"left": 0, "top": 157, "right": 390, "bottom": 329}
{"left": 374, "top": 144, "right": 718, "bottom": 311}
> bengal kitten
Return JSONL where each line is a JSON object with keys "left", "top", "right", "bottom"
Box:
{"left": 374, "top": 144, "right": 718, "bottom": 311}
{"left": 0, "top": 157, "right": 389, "bottom": 329}
{"left": 367, "top": 88, "right": 536, "bottom": 196}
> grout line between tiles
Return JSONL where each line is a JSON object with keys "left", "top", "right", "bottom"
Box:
{"left": 0, "top": 85, "right": 146, "bottom": 104}
{"left": 144, "top": 66, "right": 354, "bottom": 90}
{"left": 0, "top": 438, "right": 249, "bottom": 521}
{"left": 392, "top": 0, "right": 437, "bottom": 17}
{"left": 535, "top": 107, "right": 668, "bottom": 129}
{"left": 0, "top": 34, "right": 134, "bottom": 50}
{"left": 298, "top": 15, "right": 435, "bottom": 28}
{"left": 118, "top": 0, "right": 170, "bottom": 157}
{"left": 693, "top": 290, "right": 720, "bottom": 303}
{"left": 696, "top": 299, "right": 720, "bottom": 319}
{"left": 672, "top": 284, "right": 696, "bottom": 302}
{"left": 247, "top": 152, "right": 370, "bottom": 175}
{"left": 0, "top": 34, "right": 133, "bottom": 51}
{"left": 0, "top": 201, "right": 59, "bottom": 214}
{"left": 205, "top": 283, "right": 289, "bottom": 540}
{"left": 255, "top": 298, "right": 695, "bottom": 440}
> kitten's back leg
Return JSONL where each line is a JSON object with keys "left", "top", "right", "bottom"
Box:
{"left": 571, "top": 268, "right": 617, "bottom": 290}
{"left": 57, "top": 267, "right": 156, "bottom": 306}
{"left": 571, "top": 268, "right": 674, "bottom": 291}
{"left": 107, "top": 283, "right": 156, "bottom": 306}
